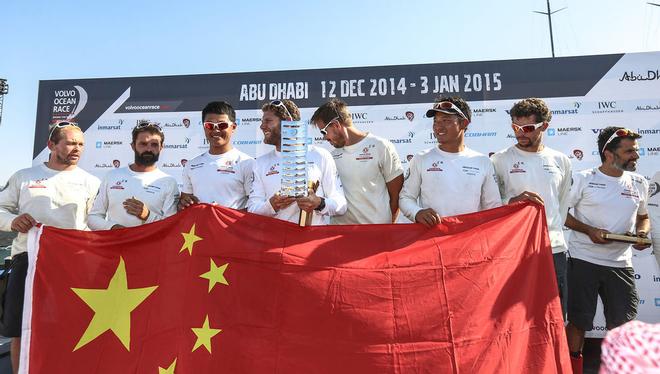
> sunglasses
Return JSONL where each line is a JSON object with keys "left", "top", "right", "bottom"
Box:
{"left": 601, "top": 128, "right": 637, "bottom": 154}
{"left": 203, "top": 121, "right": 231, "bottom": 131}
{"left": 431, "top": 101, "right": 468, "bottom": 120}
{"left": 319, "top": 117, "right": 339, "bottom": 136}
{"left": 48, "top": 121, "right": 80, "bottom": 141}
{"left": 511, "top": 122, "right": 544, "bottom": 133}
{"left": 135, "top": 121, "right": 162, "bottom": 131}
{"left": 270, "top": 100, "right": 294, "bottom": 121}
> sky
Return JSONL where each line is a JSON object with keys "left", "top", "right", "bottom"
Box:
{"left": 1, "top": 0, "right": 659, "bottom": 183}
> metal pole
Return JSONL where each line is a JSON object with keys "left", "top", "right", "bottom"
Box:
{"left": 547, "top": 0, "right": 556, "bottom": 58}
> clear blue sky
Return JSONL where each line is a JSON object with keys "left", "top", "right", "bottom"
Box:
{"left": 1, "top": 0, "right": 659, "bottom": 183}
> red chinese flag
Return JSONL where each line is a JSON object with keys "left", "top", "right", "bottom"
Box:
{"left": 21, "top": 202, "right": 570, "bottom": 373}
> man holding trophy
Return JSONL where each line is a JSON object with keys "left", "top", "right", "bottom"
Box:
{"left": 564, "top": 126, "right": 651, "bottom": 374}
{"left": 248, "top": 99, "right": 346, "bottom": 225}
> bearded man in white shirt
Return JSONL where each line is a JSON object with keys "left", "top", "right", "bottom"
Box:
{"left": 89, "top": 121, "right": 179, "bottom": 230}
{"left": 0, "top": 121, "right": 100, "bottom": 374}
{"left": 311, "top": 99, "right": 404, "bottom": 224}
{"left": 399, "top": 96, "right": 501, "bottom": 227}
{"left": 248, "top": 99, "right": 346, "bottom": 225}
{"left": 564, "top": 127, "right": 650, "bottom": 374}
{"left": 491, "top": 98, "right": 572, "bottom": 318}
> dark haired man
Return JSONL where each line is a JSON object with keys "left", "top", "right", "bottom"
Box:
{"left": 491, "top": 98, "right": 572, "bottom": 317}
{"left": 248, "top": 99, "right": 346, "bottom": 225}
{"left": 89, "top": 121, "right": 179, "bottom": 229}
{"left": 564, "top": 127, "right": 650, "bottom": 374}
{"left": 179, "top": 101, "right": 254, "bottom": 210}
{"left": 0, "top": 121, "right": 100, "bottom": 373}
{"left": 399, "top": 96, "right": 501, "bottom": 227}
{"left": 311, "top": 99, "right": 403, "bottom": 224}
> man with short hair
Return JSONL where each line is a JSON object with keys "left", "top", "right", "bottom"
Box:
{"left": 399, "top": 96, "right": 501, "bottom": 227}
{"left": 178, "top": 101, "right": 254, "bottom": 210}
{"left": 89, "top": 121, "right": 179, "bottom": 230}
{"left": 564, "top": 127, "right": 650, "bottom": 374}
{"left": 491, "top": 98, "right": 572, "bottom": 317}
{"left": 311, "top": 99, "right": 403, "bottom": 224}
{"left": 248, "top": 99, "right": 347, "bottom": 225}
{"left": 0, "top": 121, "right": 100, "bottom": 374}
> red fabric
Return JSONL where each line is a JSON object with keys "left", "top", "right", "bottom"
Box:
{"left": 24, "top": 202, "right": 571, "bottom": 373}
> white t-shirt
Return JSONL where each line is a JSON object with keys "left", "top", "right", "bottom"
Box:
{"left": 248, "top": 145, "right": 347, "bottom": 225}
{"left": 567, "top": 167, "right": 649, "bottom": 268}
{"left": 88, "top": 166, "right": 179, "bottom": 230}
{"left": 491, "top": 145, "right": 572, "bottom": 253}
{"left": 181, "top": 148, "right": 254, "bottom": 209}
{"left": 0, "top": 164, "right": 100, "bottom": 256}
{"left": 330, "top": 133, "right": 404, "bottom": 225}
{"left": 399, "top": 146, "right": 502, "bottom": 221}
{"left": 647, "top": 171, "right": 660, "bottom": 267}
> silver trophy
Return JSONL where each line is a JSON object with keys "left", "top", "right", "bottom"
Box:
{"left": 280, "top": 120, "right": 314, "bottom": 226}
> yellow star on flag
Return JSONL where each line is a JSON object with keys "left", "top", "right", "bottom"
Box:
{"left": 199, "top": 259, "right": 229, "bottom": 292}
{"left": 191, "top": 315, "right": 222, "bottom": 353}
{"left": 180, "top": 223, "right": 203, "bottom": 255}
{"left": 71, "top": 257, "right": 158, "bottom": 351}
{"left": 158, "top": 358, "right": 177, "bottom": 374}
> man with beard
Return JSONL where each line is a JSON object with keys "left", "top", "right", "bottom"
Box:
{"left": 0, "top": 121, "right": 100, "bottom": 374}
{"left": 310, "top": 99, "right": 403, "bottom": 224}
{"left": 564, "top": 127, "right": 650, "bottom": 374}
{"left": 89, "top": 121, "right": 179, "bottom": 229}
{"left": 399, "top": 96, "right": 501, "bottom": 227}
{"left": 248, "top": 99, "right": 346, "bottom": 225}
{"left": 491, "top": 98, "right": 572, "bottom": 318}
{"left": 179, "top": 101, "right": 254, "bottom": 210}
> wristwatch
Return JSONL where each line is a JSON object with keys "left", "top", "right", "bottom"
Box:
{"left": 314, "top": 197, "right": 326, "bottom": 211}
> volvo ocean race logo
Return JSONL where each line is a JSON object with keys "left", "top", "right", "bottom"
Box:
{"left": 51, "top": 85, "right": 88, "bottom": 121}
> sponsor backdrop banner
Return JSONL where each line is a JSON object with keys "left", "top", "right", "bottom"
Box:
{"left": 33, "top": 52, "right": 660, "bottom": 338}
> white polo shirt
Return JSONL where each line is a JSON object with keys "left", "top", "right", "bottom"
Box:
{"left": 399, "top": 146, "right": 501, "bottom": 221}
{"left": 88, "top": 166, "right": 179, "bottom": 230}
{"left": 248, "top": 145, "right": 347, "bottom": 225}
{"left": 330, "top": 133, "right": 403, "bottom": 225}
{"left": 0, "top": 164, "right": 100, "bottom": 256}
{"left": 567, "top": 167, "right": 649, "bottom": 268}
{"left": 491, "top": 145, "right": 572, "bottom": 253}
{"left": 181, "top": 148, "right": 254, "bottom": 209}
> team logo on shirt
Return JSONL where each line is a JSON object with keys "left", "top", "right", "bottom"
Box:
{"left": 509, "top": 161, "right": 526, "bottom": 174}
{"left": 266, "top": 163, "right": 279, "bottom": 176}
{"left": 217, "top": 160, "right": 236, "bottom": 174}
{"left": 542, "top": 163, "right": 561, "bottom": 175}
{"left": 356, "top": 145, "right": 375, "bottom": 161}
{"left": 461, "top": 166, "right": 480, "bottom": 176}
{"left": 27, "top": 178, "right": 48, "bottom": 189}
{"left": 110, "top": 179, "right": 128, "bottom": 190}
{"left": 190, "top": 162, "right": 205, "bottom": 170}
{"left": 427, "top": 161, "right": 444, "bottom": 172}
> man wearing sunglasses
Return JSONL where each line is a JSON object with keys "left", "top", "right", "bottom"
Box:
{"left": 310, "top": 99, "right": 404, "bottom": 224}
{"left": 179, "top": 101, "right": 254, "bottom": 210}
{"left": 0, "top": 121, "right": 100, "bottom": 373}
{"left": 248, "top": 99, "right": 346, "bottom": 225}
{"left": 563, "top": 127, "right": 650, "bottom": 374}
{"left": 399, "top": 97, "right": 501, "bottom": 227}
{"left": 491, "top": 98, "right": 572, "bottom": 318}
{"left": 88, "top": 121, "right": 179, "bottom": 230}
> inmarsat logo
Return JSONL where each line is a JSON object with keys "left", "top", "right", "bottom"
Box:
{"left": 51, "top": 86, "right": 88, "bottom": 121}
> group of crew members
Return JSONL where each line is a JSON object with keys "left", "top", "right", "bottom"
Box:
{"left": 1, "top": 96, "right": 658, "bottom": 374}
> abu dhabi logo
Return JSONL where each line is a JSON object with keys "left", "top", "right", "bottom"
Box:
{"left": 619, "top": 70, "right": 659, "bottom": 82}
{"left": 51, "top": 85, "right": 88, "bottom": 121}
